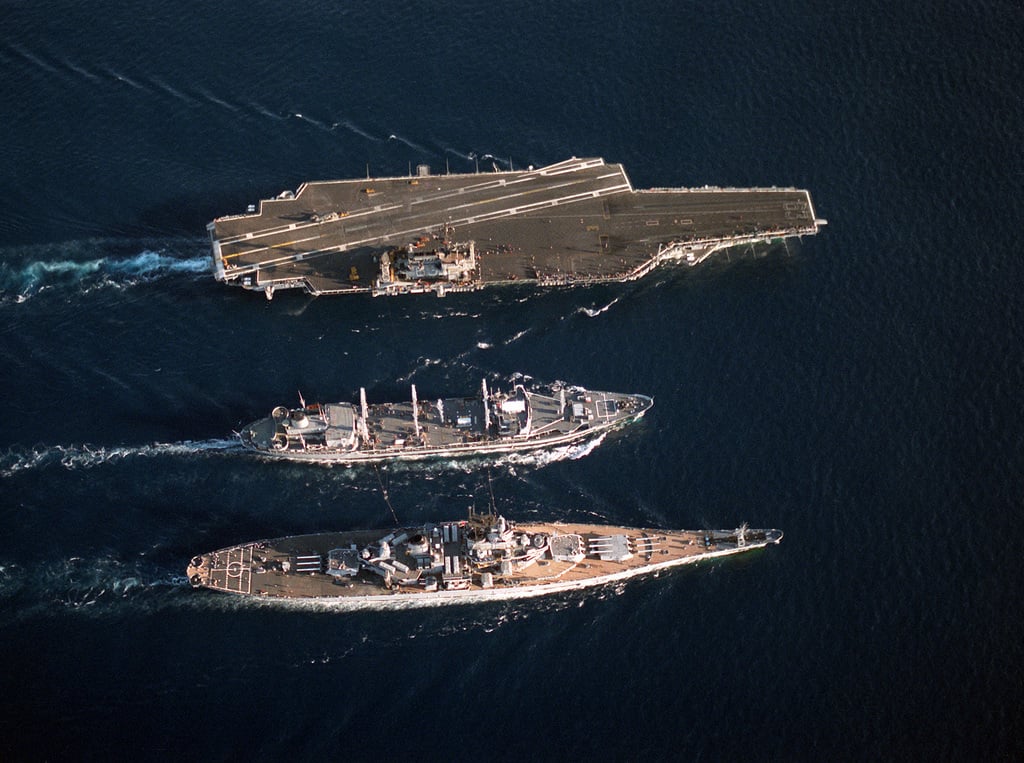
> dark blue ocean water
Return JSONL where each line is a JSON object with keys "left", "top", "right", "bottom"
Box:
{"left": 2, "top": 0, "right": 1022, "bottom": 758}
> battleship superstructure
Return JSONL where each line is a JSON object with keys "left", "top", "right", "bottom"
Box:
{"left": 240, "top": 381, "right": 652, "bottom": 463}
{"left": 208, "top": 157, "right": 825, "bottom": 299}
{"left": 187, "top": 512, "right": 782, "bottom": 604}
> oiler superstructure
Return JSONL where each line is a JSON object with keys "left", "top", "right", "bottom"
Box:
{"left": 240, "top": 381, "right": 652, "bottom": 463}
{"left": 187, "top": 513, "right": 782, "bottom": 606}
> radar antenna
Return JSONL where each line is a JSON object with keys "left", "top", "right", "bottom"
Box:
{"left": 737, "top": 522, "right": 748, "bottom": 547}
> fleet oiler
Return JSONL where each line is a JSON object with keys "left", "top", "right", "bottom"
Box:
{"left": 240, "top": 380, "right": 652, "bottom": 464}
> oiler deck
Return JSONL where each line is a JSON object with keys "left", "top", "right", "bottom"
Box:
{"left": 208, "top": 157, "right": 824, "bottom": 298}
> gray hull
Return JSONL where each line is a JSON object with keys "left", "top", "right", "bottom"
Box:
{"left": 240, "top": 383, "right": 652, "bottom": 464}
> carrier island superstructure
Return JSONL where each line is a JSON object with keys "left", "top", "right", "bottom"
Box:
{"left": 208, "top": 157, "right": 825, "bottom": 299}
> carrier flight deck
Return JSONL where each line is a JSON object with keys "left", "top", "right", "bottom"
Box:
{"left": 208, "top": 157, "right": 825, "bottom": 298}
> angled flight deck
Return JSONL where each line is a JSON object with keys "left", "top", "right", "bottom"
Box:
{"left": 208, "top": 157, "right": 824, "bottom": 298}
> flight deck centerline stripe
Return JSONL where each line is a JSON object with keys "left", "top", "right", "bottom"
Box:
{"left": 218, "top": 175, "right": 604, "bottom": 253}
{"left": 217, "top": 205, "right": 394, "bottom": 245}
{"left": 220, "top": 231, "right": 325, "bottom": 260}
{"left": 428, "top": 176, "right": 626, "bottom": 214}
{"left": 220, "top": 168, "right": 556, "bottom": 244}
{"left": 216, "top": 203, "right": 404, "bottom": 245}
{"left": 215, "top": 166, "right": 613, "bottom": 244}
{"left": 218, "top": 184, "right": 634, "bottom": 273}
{"left": 405, "top": 172, "right": 610, "bottom": 212}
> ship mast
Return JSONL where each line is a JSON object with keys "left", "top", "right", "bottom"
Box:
{"left": 359, "top": 387, "right": 370, "bottom": 442}
{"left": 482, "top": 378, "right": 490, "bottom": 430}
{"left": 411, "top": 384, "right": 420, "bottom": 438}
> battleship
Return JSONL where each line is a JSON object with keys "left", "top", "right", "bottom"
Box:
{"left": 187, "top": 512, "right": 782, "bottom": 605}
{"left": 240, "top": 381, "right": 651, "bottom": 463}
{"left": 208, "top": 157, "right": 825, "bottom": 299}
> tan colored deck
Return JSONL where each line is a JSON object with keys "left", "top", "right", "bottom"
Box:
{"left": 189, "top": 521, "right": 778, "bottom": 600}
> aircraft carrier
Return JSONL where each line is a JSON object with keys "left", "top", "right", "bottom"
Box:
{"left": 208, "top": 157, "right": 825, "bottom": 299}
{"left": 187, "top": 511, "right": 782, "bottom": 605}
